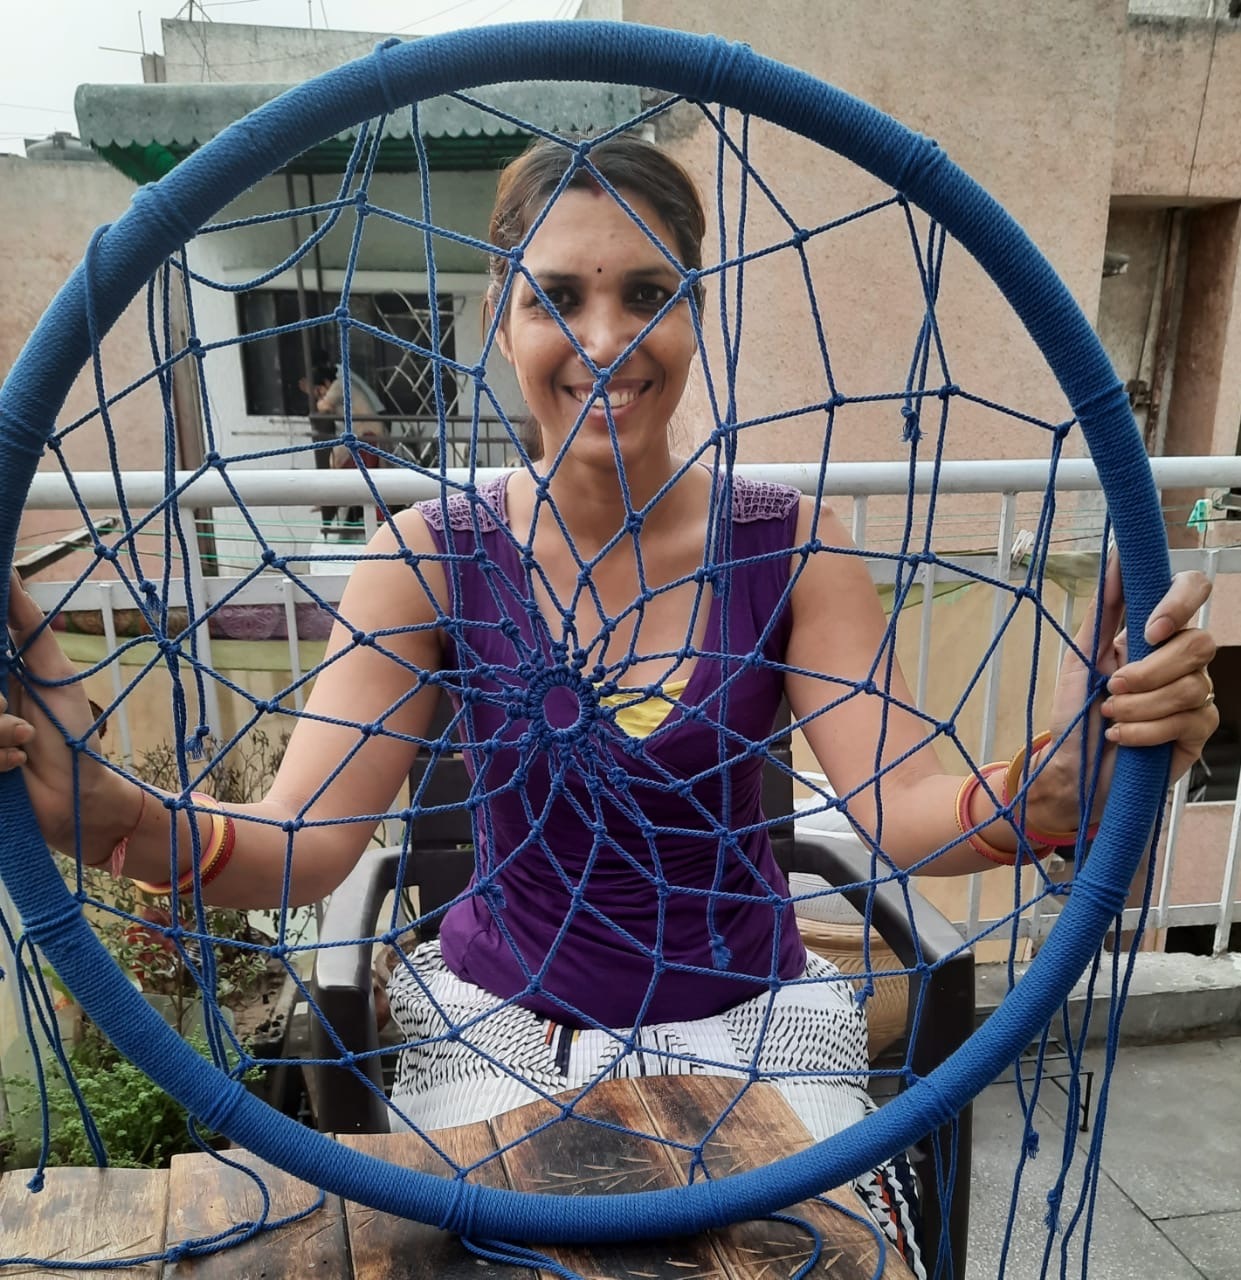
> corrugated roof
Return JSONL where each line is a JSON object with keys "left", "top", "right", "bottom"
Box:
{"left": 74, "top": 80, "right": 643, "bottom": 181}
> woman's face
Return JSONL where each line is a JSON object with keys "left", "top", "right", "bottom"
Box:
{"left": 497, "top": 185, "right": 697, "bottom": 467}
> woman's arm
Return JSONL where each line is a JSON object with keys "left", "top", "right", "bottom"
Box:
{"left": 783, "top": 499, "right": 1218, "bottom": 875}
{"left": 2, "top": 508, "right": 449, "bottom": 907}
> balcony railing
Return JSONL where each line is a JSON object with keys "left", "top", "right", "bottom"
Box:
{"left": 18, "top": 455, "right": 1241, "bottom": 953}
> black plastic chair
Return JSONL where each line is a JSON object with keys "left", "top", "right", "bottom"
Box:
{"left": 309, "top": 696, "right": 974, "bottom": 1272}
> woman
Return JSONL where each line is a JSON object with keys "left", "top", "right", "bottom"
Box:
{"left": 0, "top": 136, "right": 1218, "bottom": 1271}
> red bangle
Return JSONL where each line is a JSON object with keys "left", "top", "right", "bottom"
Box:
{"left": 132, "top": 793, "right": 225, "bottom": 895}
{"left": 955, "top": 763, "right": 1018, "bottom": 866}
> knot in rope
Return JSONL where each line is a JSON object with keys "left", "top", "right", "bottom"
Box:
{"left": 1045, "top": 1186, "right": 1063, "bottom": 1232}
{"left": 196, "top": 1077, "right": 247, "bottom": 1133}
{"left": 1024, "top": 1127, "right": 1041, "bottom": 1159}
{"left": 1066, "top": 867, "right": 1129, "bottom": 918}
{"left": 695, "top": 35, "right": 751, "bottom": 107}
{"left": 23, "top": 900, "right": 90, "bottom": 949}
{"left": 371, "top": 36, "right": 404, "bottom": 115}
{"left": 480, "top": 877, "right": 506, "bottom": 912}
{"left": 25, "top": 1172, "right": 44, "bottom": 1194}
{"left": 127, "top": 183, "right": 199, "bottom": 247}
{"left": 893, "top": 133, "right": 945, "bottom": 199}
{"left": 900, "top": 404, "right": 921, "bottom": 443}
{"left": 437, "top": 1174, "right": 482, "bottom": 1237}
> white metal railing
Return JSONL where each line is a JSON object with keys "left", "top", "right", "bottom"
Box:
{"left": 18, "top": 456, "right": 1241, "bottom": 953}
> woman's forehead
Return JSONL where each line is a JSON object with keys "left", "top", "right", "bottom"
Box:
{"left": 521, "top": 186, "right": 681, "bottom": 271}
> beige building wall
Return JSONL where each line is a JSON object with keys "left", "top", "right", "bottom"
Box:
{"left": 1, "top": 156, "right": 173, "bottom": 587}
{"left": 627, "top": 0, "right": 1128, "bottom": 470}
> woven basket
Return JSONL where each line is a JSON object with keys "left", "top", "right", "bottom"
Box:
{"left": 788, "top": 873, "right": 909, "bottom": 1062}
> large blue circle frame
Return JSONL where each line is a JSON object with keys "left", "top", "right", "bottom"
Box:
{"left": 0, "top": 20, "right": 1170, "bottom": 1244}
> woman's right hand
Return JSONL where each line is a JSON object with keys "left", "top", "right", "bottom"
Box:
{"left": 3, "top": 570, "right": 114, "bottom": 853}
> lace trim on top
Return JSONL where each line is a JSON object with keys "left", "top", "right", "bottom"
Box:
{"left": 416, "top": 472, "right": 799, "bottom": 532}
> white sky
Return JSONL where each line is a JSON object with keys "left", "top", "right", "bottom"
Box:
{"left": 1, "top": 0, "right": 566, "bottom": 156}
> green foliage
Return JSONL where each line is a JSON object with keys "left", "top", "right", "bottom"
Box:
{"left": 0, "top": 731, "right": 296, "bottom": 1172}
{"left": 70, "top": 728, "right": 295, "bottom": 1033}
{"left": 3, "top": 1023, "right": 251, "bottom": 1171}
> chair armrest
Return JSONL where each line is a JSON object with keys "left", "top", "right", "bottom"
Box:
{"left": 309, "top": 845, "right": 405, "bottom": 1134}
{"left": 790, "top": 826, "right": 966, "bottom": 972}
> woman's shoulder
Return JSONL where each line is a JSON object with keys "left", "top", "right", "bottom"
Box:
{"left": 414, "top": 473, "right": 510, "bottom": 534}
{"left": 724, "top": 472, "right": 800, "bottom": 525}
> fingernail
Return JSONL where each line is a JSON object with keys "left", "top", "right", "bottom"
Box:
{"left": 1105, "top": 726, "right": 1121, "bottom": 742}
{"left": 1101, "top": 698, "right": 1115, "bottom": 717}
{"left": 1108, "top": 676, "right": 1128, "bottom": 696}
{"left": 1145, "top": 615, "right": 1173, "bottom": 645}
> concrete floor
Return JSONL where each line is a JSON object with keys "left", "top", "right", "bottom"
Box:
{"left": 965, "top": 1037, "right": 1241, "bottom": 1279}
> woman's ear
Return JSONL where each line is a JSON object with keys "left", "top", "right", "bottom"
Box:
{"left": 484, "top": 297, "right": 513, "bottom": 365}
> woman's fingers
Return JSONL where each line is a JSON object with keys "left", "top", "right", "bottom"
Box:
{"left": 1104, "top": 704, "right": 1218, "bottom": 747}
{"left": 1095, "top": 567, "right": 1217, "bottom": 779}
{"left": 0, "top": 705, "right": 33, "bottom": 772}
{"left": 7, "top": 571, "right": 76, "bottom": 682}
{"left": 1072, "top": 551, "right": 1124, "bottom": 659}
{"left": 1102, "top": 663, "right": 1217, "bottom": 726}
{"left": 1107, "top": 625, "right": 1216, "bottom": 699}
{"left": 1143, "top": 569, "right": 1212, "bottom": 646}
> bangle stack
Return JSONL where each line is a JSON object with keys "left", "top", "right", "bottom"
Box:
{"left": 954, "top": 730, "right": 1099, "bottom": 866}
{"left": 129, "top": 792, "right": 236, "bottom": 896}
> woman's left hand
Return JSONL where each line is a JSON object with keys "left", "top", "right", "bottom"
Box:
{"left": 1035, "top": 558, "right": 1218, "bottom": 827}
{"left": 1097, "top": 564, "right": 1217, "bottom": 783}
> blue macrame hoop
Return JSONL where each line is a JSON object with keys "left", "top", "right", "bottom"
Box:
{"left": 0, "top": 19, "right": 1170, "bottom": 1245}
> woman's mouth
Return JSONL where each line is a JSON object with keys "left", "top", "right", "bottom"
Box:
{"left": 567, "top": 381, "right": 651, "bottom": 413}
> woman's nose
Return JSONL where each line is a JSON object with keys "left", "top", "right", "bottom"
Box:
{"left": 573, "top": 299, "right": 638, "bottom": 373}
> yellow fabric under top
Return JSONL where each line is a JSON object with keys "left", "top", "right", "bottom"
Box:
{"left": 596, "top": 677, "right": 690, "bottom": 738}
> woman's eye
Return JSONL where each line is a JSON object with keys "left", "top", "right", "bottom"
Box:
{"left": 530, "top": 286, "right": 575, "bottom": 314}
{"left": 632, "top": 283, "right": 672, "bottom": 310}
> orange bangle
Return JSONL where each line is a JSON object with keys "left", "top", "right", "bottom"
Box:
{"left": 1003, "top": 731, "right": 1054, "bottom": 815}
{"left": 132, "top": 793, "right": 226, "bottom": 896}
{"left": 955, "top": 762, "right": 1017, "bottom": 866}
{"left": 198, "top": 811, "right": 236, "bottom": 888}
{"left": 1005, "top": 731, "right": 1098, "bottom": 847}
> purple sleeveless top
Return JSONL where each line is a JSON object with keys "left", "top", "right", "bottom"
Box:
{"left": 416, "top": 471, "right": 808, "bottom": 1027}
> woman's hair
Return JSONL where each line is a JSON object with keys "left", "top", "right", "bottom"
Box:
{"left": 486, "top": 134, "right": 707, "bottom": 459}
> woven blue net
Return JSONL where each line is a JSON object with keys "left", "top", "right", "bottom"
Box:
{"left": 0, "top": 24, "right": 1172, "bottom": 1280}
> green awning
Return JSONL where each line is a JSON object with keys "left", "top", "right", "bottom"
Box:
{"left": 74, "top": 80, "right": 643, "bottom": 183}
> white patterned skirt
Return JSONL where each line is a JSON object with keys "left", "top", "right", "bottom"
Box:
{"left": 387, "top": 942, "right": 925, "bottom": 1277}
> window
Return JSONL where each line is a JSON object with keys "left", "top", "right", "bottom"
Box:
{"left": 236, "top": 289, "right": 461, "bottom": 425}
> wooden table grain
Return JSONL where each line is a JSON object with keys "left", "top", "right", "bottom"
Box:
{"left": 0, "top": 1079, "right": 912, "bottom": 1279}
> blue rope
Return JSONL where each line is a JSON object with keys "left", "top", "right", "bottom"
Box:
{"left": 0, "top": 21, "right": 1172, "bottom": 1279}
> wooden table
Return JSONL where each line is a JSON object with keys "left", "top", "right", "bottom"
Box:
{"left": 0, "top": 1077, "right": 913, "bottom": 1278}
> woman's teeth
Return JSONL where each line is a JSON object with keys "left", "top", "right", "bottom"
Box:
{"left": 572, "top": 386, "right": 642, "bottom": 407}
